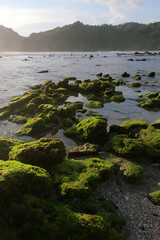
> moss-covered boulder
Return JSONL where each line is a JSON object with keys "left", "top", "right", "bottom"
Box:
{"left": 9, "top": 138, "right": 66, "bottom": 169}
{"left": 80, "top": 79, "right": 115, "bottom": 93}
{"left": 148, "top": 191, "right": 160, "bottom": 205}
{"left": 64, "top": 116, "right": 107, "bottom": 144}
{"left": 0, "top": 160, "right": 52, "bottom": 202}
{"left": 85, "top": 101, "right": 104, "bottom": 109}
{"left": 55, "top": 158, "right": 117, "bottom": 198}
{"left": 0, "top": 136, "right": 24, "bottom": 160}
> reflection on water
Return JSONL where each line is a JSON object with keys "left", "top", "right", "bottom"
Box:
{"left": 0, "top": 51, "right": 160, "bottom": 142}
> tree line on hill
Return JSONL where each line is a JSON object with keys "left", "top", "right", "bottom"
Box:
{"left": 0, "top": 21, "right": 160, "bottom": 51}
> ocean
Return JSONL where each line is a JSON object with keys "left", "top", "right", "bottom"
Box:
{"left": 0, "top": 51, "right": 160, "bottom": 147}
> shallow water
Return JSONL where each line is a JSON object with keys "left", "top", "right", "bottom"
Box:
{"left": 0, "top": 51, "right": 160, "bottom": 145}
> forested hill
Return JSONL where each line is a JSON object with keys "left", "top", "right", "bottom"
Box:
{"left": 0, "top": 21, "right": 160, "bottom": 51}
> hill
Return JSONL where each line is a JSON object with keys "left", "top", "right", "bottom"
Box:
{"left": 0, "top": 21, "right": 160, "bottom": 51}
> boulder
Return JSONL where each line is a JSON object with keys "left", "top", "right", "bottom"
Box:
{"left": 9, "top": 138, "right": 66, "bottom": 169}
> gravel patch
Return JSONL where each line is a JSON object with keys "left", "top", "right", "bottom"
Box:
{"left": 91, "top": 178, "right": 160, "bottom": 240}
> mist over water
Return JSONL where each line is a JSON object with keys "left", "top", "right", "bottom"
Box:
{"left": 0, "top": 51, "right": 160, "bottom": 142}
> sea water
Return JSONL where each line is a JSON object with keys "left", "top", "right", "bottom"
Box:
{"left": 0, "top": 51, "right": 159, "bottom": 146}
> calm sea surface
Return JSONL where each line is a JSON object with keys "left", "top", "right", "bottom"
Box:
{"left": 0, "top": 51, "right": 160, "bottom": 147}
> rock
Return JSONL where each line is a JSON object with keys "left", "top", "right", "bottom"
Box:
{"left": 121, "top": 72, "right": 130, "bottom": 78}
{"left": 145, "top": 92, "right": 159, "bottom": 99}
{"left": 0, "top": 136, "right": 24, "bottom": 160}
{"left": 127, "top": 58, "right": 134, "bottom": 61}
{"left": 0, "top": 160, "right": 51, "bottom": 201}
{"left": 64, "top": 116, "right": 108, "bottom": 145}
{"left": 135, "top": 75, "right": 141, "bottom": 80}
{"left": 9, "top": 137, "right": 66, "bottom": 169}
{"left": 38, "top": 70, "right": 49, "bottom": 73}
{"left": 9, "top": 115, "right": 27, "bottom": 124}
{"left": 148, "top": 191, "right": 160, "bottom": 205}
{"left": 130, "top": 82, "right": 141, "bottom": 87}
{"left": 148, "top": 72, "right": 155, "bottom": 77}
{"left": 96, "top": 72, "right": 103, "bottom": 77}
{"left": 85, "top": 101, "right": 104, "bottom": 109}
{"left": 68, "top": 143, "right": 99, "bottom": 158}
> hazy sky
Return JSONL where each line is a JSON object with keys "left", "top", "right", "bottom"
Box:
{"left": 0, "top": 0, "right": 159, "bottom": 36}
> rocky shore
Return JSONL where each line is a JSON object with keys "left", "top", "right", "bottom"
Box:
{"left": 0, "top": 73, "right": 159, "bottom": 240}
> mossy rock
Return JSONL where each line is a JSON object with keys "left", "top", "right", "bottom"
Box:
{"left": 139, "top": 125, "right": 160, "bottom": 151}
{"left": 55, "top": 158, "right": 117, "bottom": 198}
{"left": 38, "top": 104, "right": 57, "bottom": 114}
{"left": 16, "top": 115, "right": 51, "bottom": 137}
{"left": 145, "top": 92, "right": 159, "bottom": 99}
{"left": 9, "top": 115, "right": 27, "bottom": 124}
{"left": 109, "top": 133, "right": 160, "bottom": 160}
{"left": 0, "top": 160, "right": 52, "bottom": 202}
{"left": 111, "top": 94, "right": 126, "bottom": 103}
{"left": 148, "top": 72, "right": 155, "bottom": 77}
{"left": 122, "top": 162, "right": 143, "bottom": 184}
{"left": 121, "top": 120, "right": 148, "bottom": 134}
{"left": 0, "top": 197, "right": 124, "bottom": 240}
{"left": 130, "top": 82, "right": 141, "bottom": 88}
{"left": 85, "top": 110, "right": 101, "bottom": 116}
{"left": 148, "top": 191, "right": 160, "bottom": 205}
{"left": 135, "top": 75, "right": 141, "bottom": 80}
{"left": 85, "top": 101, "right": 104, "bottom": 109}
{"left": 0, "top": 137, "right": 24, "bottom": 160}
{"left": 63, "top": 76, "right": 77, "bottom": 81}
{"left": 9, "top": 138, "right": 66, "bottom": 169}
{"left": 65, "top": 101, "right": 83, "bottom": 110}
{"left": 80, "top": 79, "right": 115, "bottom": 93}
{"left": 109, "top": 135, "right": 145, "bottom": 157}
{"left": 64, "top": 116, "right": 107, "bottom": 145}
{"left": 0, "top": 91, "right": 39, "bottom": 119}
{"left": 121, "top": 72, "right": 130, "bottom": 78}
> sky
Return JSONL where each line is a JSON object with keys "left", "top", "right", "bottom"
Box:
{"left": 0, "top": 0, "right": 159, "bottom": 36}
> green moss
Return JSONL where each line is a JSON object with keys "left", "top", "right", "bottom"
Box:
{"left": 85, "top": 101, "right": 104, "bottom": 109}
{"left": 148, "top": 191, "right": 160, "bottom": 205}
{"left": 80, "top": 79, "right": 115, "bottom": 93}
{"left": 0, "top": 137, "right": 24, "bottom": 160}
{"left": 64, "top": 116, "right": 107, "bottom": 144}
{"left": 55, "top": 158, "right": 117, "bottom": 198}
{"left": 9, "top": 138, "right": 66, "bottom": 169}
{"left": 122, "top": 162, "right": 143, "bottom": 184}
{"left": 0, "top": 160, "right": 52, "bottom": 202}
{"left": 9, "top": 115, "right": 27, "bottom": 124}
